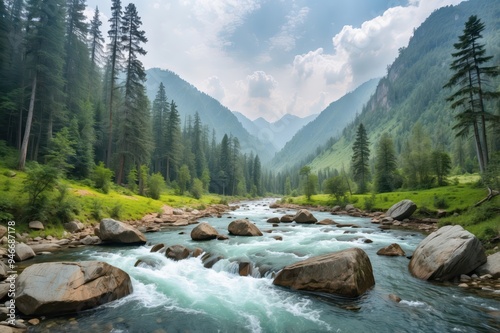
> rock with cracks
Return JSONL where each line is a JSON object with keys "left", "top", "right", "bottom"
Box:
{"left": 228, "top": 219, "right": 263, "bottom": 236}
{"left": 15, "top": 261, "right": 132, "bottom": 316}
{"left": 99, "top": 218, "right": 147, "bottom": 244}
{"left": 273, "top": 248, "right": 375, "bottom": 298}
{"left": 409, "top": 225, "right": 486, "bottom": 281}
{"left": 386, "top": 200, "right": 417, "bottom": 220}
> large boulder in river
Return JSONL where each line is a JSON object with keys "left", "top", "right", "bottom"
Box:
{"left": 273, "top": 248, "right": 375, "bottom": 298}
{"left": 15, "top": 261, "right": 132, "bottom": 316}
{"left": 191, "top": 222, "right": 219, "bottom": 240}
{"left": 409, "top": 225, "right": 486, "bottom": 281}
{"left": 386, "top": 200, "right": 417, "bottom": 220}
{"left": 293, "top": 209, "right": 318, "bottom": 224}
{"left": 99, "top": 218, "right": 146, "bottom": 244}
{"left": 228, "top": 219, "right": 263, "bottom": 236}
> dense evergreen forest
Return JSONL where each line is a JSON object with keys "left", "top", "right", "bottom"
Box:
{"left": 0, "top": 0, "right": 276, "bottom": 200}
{"left": 0, "top": 0, "right": 498, "bottom": 228}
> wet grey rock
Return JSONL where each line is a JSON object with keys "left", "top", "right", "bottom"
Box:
{"left": 386, "top": 200, "right": 417, "bottom": 220}
{"left": 409, "top": 225, "right": 486, "bottom": 281}
{"left": 16, "top": 261, "right": 132, "bottom": 316}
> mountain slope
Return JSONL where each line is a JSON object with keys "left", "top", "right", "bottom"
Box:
{"left": 269, "top": 78, "right": 379, "bottom": 171}
{"left": 234, "top": 112, "right": 318, "bottom": 151}
{"left": 309, "top": 0, "right": 500, "bottom": 173}
{"left": 145, "top": 68, "right": 275, "bottom": 161}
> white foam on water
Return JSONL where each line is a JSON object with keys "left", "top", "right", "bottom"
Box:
{"left": 400, "top": 300, "right": 428, "bottom": 308}
{"left": 239, "top": 312, "right": 262, "bottom": 333}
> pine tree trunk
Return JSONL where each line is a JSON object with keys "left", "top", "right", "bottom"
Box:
{"left": 106, "top": 79, "right": 114, "bottom": 167}
{"left": 472, "top": 120, "right": 485, "bottom": 173}
{"left": 18, "top": 74, "right": 37, "bottom": 170}
{"left": 117, "top": 154, "right": 125, "bottom": 185}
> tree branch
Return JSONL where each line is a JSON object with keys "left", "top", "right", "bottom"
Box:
{"left": 474, "top": 187, "right": 499, "bottom": 207}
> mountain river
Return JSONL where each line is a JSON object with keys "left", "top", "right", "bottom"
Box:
{"left": 25, "top": 198, "right": 499, "bottom": 333}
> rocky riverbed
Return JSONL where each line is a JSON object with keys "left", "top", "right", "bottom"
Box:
{"left": 1, "top": 199, "right": 499, "bottom": 332}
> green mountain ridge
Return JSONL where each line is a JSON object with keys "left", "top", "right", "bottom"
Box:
{"left": 145, "top": 68, "right": 276, "bottom": 162}
{"left": 269, "top": 78, "right": 379, "bottom": 171}
{"left": 309, "top": 0, "right": 500, "bottom": 174}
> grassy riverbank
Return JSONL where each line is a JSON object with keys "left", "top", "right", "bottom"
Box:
{"left": 0, "top": 165, "right": 228, "bottom": 236}
{"left": 284, "top": 176, "right": 499, "bottom": 247}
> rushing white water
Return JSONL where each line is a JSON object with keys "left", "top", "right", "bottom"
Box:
{"left": 27, "top": 199, "right": 500, "bottom": 333}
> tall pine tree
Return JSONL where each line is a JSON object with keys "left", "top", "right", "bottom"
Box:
{"left": 374, "top": 132, "right": 397, "bottom": 193}
{"left": 19, "top": 0, "right": 66, "bottom": 170}
{"left": 351, "top": 123, "right": 370, "bottom": 193}
{"left": 105, "top": 0, "right": 122, "bottom": 167}
{"left": 444, "top": 15, "right": 500, "bottom": 173}
{"left": 115, "top": 3, "right": 152, "bottom": 184}
{"left": 151, "top": 82, "right": 168, "bottom": 173}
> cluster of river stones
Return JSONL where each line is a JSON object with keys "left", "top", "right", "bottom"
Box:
{"left": 0, "top": 200, "right": 499, "bottom": 332}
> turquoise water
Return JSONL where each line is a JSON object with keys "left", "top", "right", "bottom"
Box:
{"left": 27, "top": 199, "right": 499, "bottom": 332}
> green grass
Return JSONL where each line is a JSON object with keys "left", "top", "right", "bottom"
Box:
{"left": 287, "top": 181, "right": 499, "bottom": 248}
{"left": 0, "top": 165, "right": 225, "bottom": 234}
{"left": 289, "top": 183, "right": 486, "bottom": 214}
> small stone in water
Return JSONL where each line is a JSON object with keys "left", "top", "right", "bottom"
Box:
{"left": 458, "top": 283, "right": 469, "bottom": 288}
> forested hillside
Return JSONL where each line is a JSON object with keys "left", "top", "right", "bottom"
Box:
{"left": 145, "top": 68, "right": 275, "bottom": 162}
{"left": 308, "top": 0, "right": 500, "bottom": 178}
{"left": 0, "top": 0, "right": 268, "bottom": 214}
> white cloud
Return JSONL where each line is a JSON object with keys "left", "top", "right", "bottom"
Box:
{"left": 247, "top": 71, "right": 277, "bottom": 99}
{"left": 269, "top": 6, "right": 310, "bottom": 52}
{"left": 292, "top": 0, "right": 464, "bottom": 93}
{"left": 205, "top": 76, "right": 226, "bottom": 100}
{"left": 86, "top": 0, "right": 465, "bottom": 122}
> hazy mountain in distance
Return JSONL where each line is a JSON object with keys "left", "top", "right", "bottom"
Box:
{"left": 269, "top": 78, "right": 379, "bottom": 171}
{"left": 234, "top": 112, "right": 318, "bottom": 151}
{"left": 145, "top": 68, "right": 276, "bottom": 162}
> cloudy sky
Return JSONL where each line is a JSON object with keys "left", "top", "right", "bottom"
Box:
{"left": 85, "top": 0, "right": 465, "bottom": 121}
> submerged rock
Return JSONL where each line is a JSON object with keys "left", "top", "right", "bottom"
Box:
{"left": 228, "top": 219, "right": 263, "bottom": 236}
{"left": 165, "top": 245, "right": 190, "bottom": 261}
{"left": 273, "top": 248, "right": 375, "bottom": 298}
{"left": 201, "top": 253, "right": 223, "bottom": 268}
{"left": 16, "top": 261, "right": 132, "bottom": 316}
{"left": 99, "top": 218, "right": 147, "bottom": 244}
{"left": 409, "top": 225, "right": 486, "bottom": 281}
{"left": 386, "top": 200, "right": 417, "bottom": 220}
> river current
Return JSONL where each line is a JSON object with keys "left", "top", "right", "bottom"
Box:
{"left": 27, "top": 199, "right": 499, "bottom": 333}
